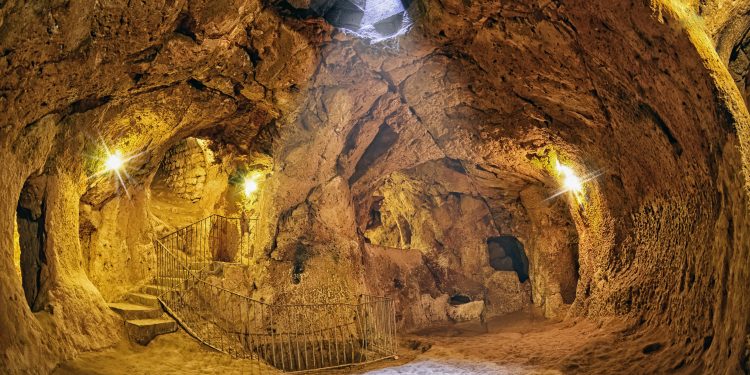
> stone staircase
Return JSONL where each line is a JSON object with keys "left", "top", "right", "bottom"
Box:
{"left": 108, "top": 278, "right": 182, "bottom": 345}
{"left": 108, "top": 262, "right": 213, "bottom": 344}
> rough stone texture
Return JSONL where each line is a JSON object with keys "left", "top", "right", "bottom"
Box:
{"left": 691, "top": 0, "right": 750, "bottom": 62}
{"left": 12, "top": 216, "right": 21, "bottom": 280}
{"left": 80, "top": 137, "right": 255, "bottom": 303}
{"left": 520, "top": 185, "right": 578, "bottom": 318}
{"left": 81, "top": 190, "right": 155, "bottom": 301}
{"left": 357, "top": 158, "right": 535, "bottom": 321}
{"left": 447, "top": 300, "right": 484, "bottom": 322}
{"left": 0, "top": 114, "right": 124, "bottom": 373}
{"left": 361, "top": 243, "right": 446, "bottom": 329}
{"left": 255, "top": 1, "right": 750, "bottom": 373}
{"left": 695, "top": 0, "right": 750, "bottom": 119}
{"left": 484, "top": 271, "right": 533, "bottom": 317}
{"left": 0, "top": 0, "right": 322, "bottom": 371}
{"left": 152, "top": 137, "right": 210, "bottom": 202}
{"left": 1, "top": 0, "right": 750, "bottom": 374}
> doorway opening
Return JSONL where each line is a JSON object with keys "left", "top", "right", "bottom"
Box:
{"left": 487, "top": 235, "right": 529, "bottom": 282}
{"left": 16, "top": 176, "right": 47, "bottom": 311}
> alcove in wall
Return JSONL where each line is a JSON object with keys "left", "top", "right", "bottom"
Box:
{"left": 487, "top": 235, "right": 529, "bottom": 282}
{"left": 16, "top": 176, "right": 47, "bottom": 312}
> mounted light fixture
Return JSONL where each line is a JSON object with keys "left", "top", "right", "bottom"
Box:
{"left": 244, "top": 178, "right": 258, "bottom": 196}
{"left": 243, "top": 173, "right": 261, "bottom": 197}
{"left": 104, "top": 150, "right": 125, "bottom": 172}
{"left": 556, "top": 161, "right": 582, "bottom": 194}
{"left": 547, "top": 159, "right": 603, "bottom": 204}
{"left": 88, "top": 147, "right": 137, "bottom": 199}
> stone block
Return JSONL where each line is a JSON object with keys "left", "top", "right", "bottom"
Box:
{"left": 447, "top": 300, "right": 484, "bottom": 322}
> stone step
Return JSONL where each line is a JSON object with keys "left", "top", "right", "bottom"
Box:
{"left": 188, "top": 261, "right": 212, "bottom": 270}
{"left": 108, "top": 302, "right": 164, "bottom": 320}
{"left": 140, "top": 284, "right": 172, "bottom": 296}
{"left": 125, "top": 292, "right": 161, "bottom": 308}
{"left": 158, "top": 261, "right": 213, "bottom": 277}
{"left": 125, "top": 318, "right": 178, "bottom": 345}
{"left": 161, "top": 269, "right": 189, "bottom": 278}
{"left": 155, "top": 276, "right": 186, "bottom": 287}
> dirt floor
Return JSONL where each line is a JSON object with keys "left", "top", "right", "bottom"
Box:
{"left": 53, "top": 331, "right": 270, "bottom": 375}
{"left": 360, "top": 311, "right": 623, "bottom": 374}
{"left": 53, "top": 309, "right": 639, "bottom": 375}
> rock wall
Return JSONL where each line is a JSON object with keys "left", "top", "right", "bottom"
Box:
{"left": 359, "top": 159, "right": 535, "bottom": 324}
{"left": 1, "top": 0, "right": 750, "bottom": 373}
{"left": 12, "top": 216, "right": 21, "bottom": 280}
{"left": 520, "top": 185, "right": 579, "bottom": 318}
{"left": 81, "top": 189, "right": 155, "bottom": 302}
{"left": 0, "top": 1, "right": 320, "bottom": 370}
{"left": 256, "top": 1, "right": 750, "bottom": 372}
{"left": 0, "top": 116, "right": 122, "bottom": 373}
{"left": 81, "top": 137, "right": 253, "bottom": 302}
{"left": 152, "top": 138, "right": 210, "bottom": 202}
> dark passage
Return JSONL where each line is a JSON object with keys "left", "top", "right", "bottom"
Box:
{"left": 16, "top": 176, "right": 47, "bottom": 312}
{"left": 487, "top": 236, "right": 529, "bottom": 282}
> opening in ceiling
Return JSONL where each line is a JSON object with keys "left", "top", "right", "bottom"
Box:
{"left": 316, "top": 0, "right": 413, "bottom": 42}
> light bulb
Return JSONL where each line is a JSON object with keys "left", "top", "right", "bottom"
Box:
{"left": 556, "top": 161, "right": 583, "bottom": 193}
{"left": 243, "top": 178, "right": 258, "bottom": 197}
{"left": 105, "top": 151, "right": 124, "bottom": 172}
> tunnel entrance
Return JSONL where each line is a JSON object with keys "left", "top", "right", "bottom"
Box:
{"left": 16, "top": 176, "right": 47, "bottom": 312}
{"left": 487, "top": 236, "right": 529, "bottom": 282}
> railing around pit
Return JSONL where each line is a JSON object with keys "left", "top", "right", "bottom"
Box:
{"left": 153, "top": 236, "right": 397, "bottom": 372}
{"left": 158, "top": 214, "right": 256, "bottom": 266}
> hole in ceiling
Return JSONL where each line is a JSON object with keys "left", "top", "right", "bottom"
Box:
{"left": 313, "top": 0, "right": 413, "bottom": 42}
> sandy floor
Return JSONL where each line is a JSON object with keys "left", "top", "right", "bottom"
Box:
{"left": 53, "top": 331, "right": 273, "bottom": 375}
{"left": 54, "top": 311, "right": 648, "bottom": 375}
{"left": 360, "top": 311, "right": 621, "bottom": 374}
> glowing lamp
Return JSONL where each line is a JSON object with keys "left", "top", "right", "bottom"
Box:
{"left": 243, "top": 177, "right": 259, "bottom": 197}
{"left": 556, "top": 161, "right": 583, "bottom": 193}
{"left": 105, "top": 151, "right": 125, "bottom": 172}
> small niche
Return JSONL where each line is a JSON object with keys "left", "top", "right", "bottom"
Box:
{"left": 449, "top": 294, "right": 471, "bottom": 305}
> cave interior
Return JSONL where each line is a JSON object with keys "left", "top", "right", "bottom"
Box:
{"left": 2, "top": 0, "right": 750, "bottom": 374}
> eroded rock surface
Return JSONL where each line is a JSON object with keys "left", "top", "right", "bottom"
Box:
{"left": 1, "top": 0, "right": 750, "bottom": 374}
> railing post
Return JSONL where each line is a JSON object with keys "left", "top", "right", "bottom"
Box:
{"left": 154, "top": 215, "right": 399, "bottom": 372}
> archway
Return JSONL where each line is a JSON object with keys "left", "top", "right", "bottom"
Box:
{"left": 487, "top": 236, "right": 530, "bottom": 282}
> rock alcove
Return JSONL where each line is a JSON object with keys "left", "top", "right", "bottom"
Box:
{"left": 1, "top": 0, "right": 750, "bottom": 374}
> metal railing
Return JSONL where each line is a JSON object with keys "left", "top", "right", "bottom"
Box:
{"left": 158, "top": 214, "right": 256, "bottom": 266}
{"left": 153, "top": 216, "right": 397, "bottom": 373}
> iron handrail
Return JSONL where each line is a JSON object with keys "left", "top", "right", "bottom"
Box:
{"left": 157, "top": 214, "right": 257, "bottom": 266}
{"left": 154, "top": 214, "right": 397, "bottom": 372}
{"left": 159, "top": 214, "right": 258, "bottom": 242}
{"left": 155, "top": 238, "right": 383, "bottom": 308}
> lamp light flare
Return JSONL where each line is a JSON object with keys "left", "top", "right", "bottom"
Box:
{"left": 105, "top": 150, "right": 125, "bottom": 171}
{"left": 547, "top": 160, "right": 601, "bottom": 202}
{"left": 93, "top": 147, "right": 133, "bottom": 199}
{"left": 243, "top": 177, "right": 259, "bottom": 197}
{"left": 556, "top": 161, "right": 583, "bottom": 193}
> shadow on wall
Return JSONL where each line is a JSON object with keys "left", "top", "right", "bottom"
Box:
{"left": 487, "top": 235, "right": 529, "bottom": 283}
